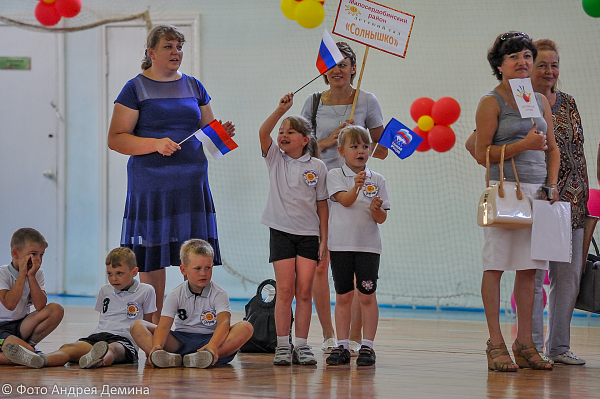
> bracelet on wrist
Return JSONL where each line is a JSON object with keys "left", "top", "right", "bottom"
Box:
{"left": 548, "top": 183, "right": 557, "bottom": 187}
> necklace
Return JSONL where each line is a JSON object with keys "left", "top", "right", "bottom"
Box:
{"left": 332, "top": 103, "right": 349, "bottom": 117}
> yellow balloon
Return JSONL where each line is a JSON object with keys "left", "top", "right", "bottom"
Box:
{"left": 42, "top": 0, "right": 56, "bottom": 3}
{"left": 281, "top": 0, "right": 299, "bottom": 21}
{"left": 418, "top": 115, "right": 435, "bottom": 131}
{"left": 295, "top": 0, "right": 325, "bottom": 29}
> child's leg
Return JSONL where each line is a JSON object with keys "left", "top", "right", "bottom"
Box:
{"left": 129, "top": 320, "right": 180, "bottom": 357}
{"left": 293, "top": 256, "right": 317, "bottom": 340}
{"left": 216, "top": 321, "right": 254, "bottom": 359}
{"left": 18, "top": 303, "right": 64, "bottom": 346}
{"left": 273, "top": 258, "right": 297, "bottom": 338}
{"left": 312, "top": 250, "right": 335, "bottom": 341}
{"left": 45, "top": 341, "right": 93, "bottom": 366}
{"left": 349, "top": 287, "right": 363, "bottom": 344}
{"left": 334, "top": 291, "right": 354, "bottom": 342}
{"left": 100, "top": 342, "right": 126, "bottom": 366}
{"left": 359, "top": 291, "right": 378, "bottom": 342}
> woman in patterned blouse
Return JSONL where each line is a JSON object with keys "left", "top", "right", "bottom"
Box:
{"left": 531, "top": 39, "right": 589, "bottom": 366}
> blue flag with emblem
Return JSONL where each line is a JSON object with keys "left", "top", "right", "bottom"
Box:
{"left": 378, "top": 118, "right": 423, "bottom": 159}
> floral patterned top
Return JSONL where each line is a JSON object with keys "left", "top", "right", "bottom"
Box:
{"left": 552, "top": 91, "right": 588, "bottom": 230}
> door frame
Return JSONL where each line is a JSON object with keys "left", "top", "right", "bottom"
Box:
{"left": 0, "top": 23, "right": 66, "bottom": 294}
{"left": 98, "top": 15, "right": 201, "bottom": 285}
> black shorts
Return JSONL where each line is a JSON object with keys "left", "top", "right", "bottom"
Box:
{"left": 78, "top": 332, "right": 138, "bottom": 364}
{"left": 269, "top": 228, "right": 319, "bottom": 263}
{"left": 0, "top": 317, "right": 26, "bottom": 347}
{"left": 330, "top": 251, "right": 380, "bottom": 295}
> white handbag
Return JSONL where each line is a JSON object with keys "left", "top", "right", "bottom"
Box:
{"left": 477, "top": 145, "right": 533, "bottom": 229}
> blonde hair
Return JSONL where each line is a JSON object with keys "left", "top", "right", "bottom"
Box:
{"left": 141, "top": 24, "right": 186, "bottom": 70}
{"left": 105, "top": 247, "right": 137, "bottom": 270}
{"left": 282, "top": 115, "right": 320, "bottom": 158}
{"left": 338, "top": 125, "right": 371, "bottom": 149}
{"left": 180, "top": 239, "right": 214, "bottom": 265}
{"left": 10, "top": 228, "right": 48, "bottom": 250}
{"left": 534, "top": 39, "right": 560, "bottom": 92}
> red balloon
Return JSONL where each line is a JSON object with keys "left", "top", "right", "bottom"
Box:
{"left": 55, "top": 0, "right": 81, "bottom": 18}
{"left": 35, "top": 2, "right": 61, "bottom": 26}
{"left": 414, "top": 127, "right": 431, "bottom": 152}
{"left": 431, "top": 97, "right": 461, "bottom": 126}
{"left": 428, "top": 125, "right": 456, "bottom": 153}
{"left": 410, "top": 97, "right": 434, "bottom": 123}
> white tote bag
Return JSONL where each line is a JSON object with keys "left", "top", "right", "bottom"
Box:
{"left": 531, "top": 199, "right": 572, "bottom": 262}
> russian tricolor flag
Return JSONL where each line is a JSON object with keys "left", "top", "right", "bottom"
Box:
{"left": 194, "top": 120, "right": 238, "bottom": 160}
{"left": 316, "top": 29, "right": 345, "bottom": 74}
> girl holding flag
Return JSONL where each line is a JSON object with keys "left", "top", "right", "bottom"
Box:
{"left": 107, "top": 25, "right": 234, "bottom": 323}
{"left": 301, "top": 41, "right": 386, "bottom": 354}
{"left": 259, "top": 93, "right": 328, "bottom": 366}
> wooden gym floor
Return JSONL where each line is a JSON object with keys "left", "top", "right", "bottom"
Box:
{"left": 1, "top": 305, "right": 599, "bottom": 398}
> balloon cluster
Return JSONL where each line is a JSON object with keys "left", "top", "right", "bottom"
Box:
{"left": 583, "top": 0, "right": 600, "bottom": 17}
{"left": 410, "top": 97, "right": 460, "bottom": 153}
{"left": 281, "top": 0, "right": 326, "bottom": 29}
{"left": 35, "top": 0, "right": 81, "bottom": 27}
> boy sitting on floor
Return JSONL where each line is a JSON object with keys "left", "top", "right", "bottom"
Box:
{"left": 130, "top": 239, "right": 253, "bottom": 368}
{"left": 4, "top": 247, "right": 156, "bottom": 368}
{"left": 0, "top": 228, "right": 64, "bottom": 365}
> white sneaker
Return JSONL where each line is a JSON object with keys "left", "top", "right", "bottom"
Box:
{"left": 349, "top": 341, "right": 361, "bottom": 357}
{"left": 3, "top": 343, "right": 45, "bottom": 368}
{"left": 549, "top": 351, "right": 586, "bottom": 365}
{"left": 149, "top": 350, "right": 182, "bottom": 368}
{"left": 79, "top": 341, "right": 109, "bottom": 369}
{"left": 321, "top": 338, "right": 337, "bottom": 353}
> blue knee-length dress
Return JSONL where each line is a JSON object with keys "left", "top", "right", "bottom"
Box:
{"left": 115, "top": 73, "right": 221, "bottom": 271}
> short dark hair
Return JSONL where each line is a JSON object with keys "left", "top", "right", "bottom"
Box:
{"left": 487, "top": 32, "right": 537, "bottom": 80}
{"left": 10, "top": 228, "right": 48, "bottom": 250}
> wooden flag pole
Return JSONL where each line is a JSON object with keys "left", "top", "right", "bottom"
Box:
{"left": 352, "top": 46, "right": 370, "bottom": 194}
{"left": 349, "top": 46, "right": 369, "bottom": 119}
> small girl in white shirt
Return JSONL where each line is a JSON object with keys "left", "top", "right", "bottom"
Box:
{"left": 259, "top": 93, "right": 329, "bottom": 366}
{"left": 325, "top": 125, "right": 390, "bottom": 366}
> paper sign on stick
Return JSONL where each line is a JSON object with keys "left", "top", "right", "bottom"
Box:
{"left": 332, "top": 0, "right": 415, "bottom": 58}
{"left": 508, "top": 78, "right": 542, "bottom": 118}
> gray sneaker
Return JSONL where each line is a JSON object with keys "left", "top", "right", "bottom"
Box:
{"left": 273, "top": 345, "right": 293, "bottom": 366}
{"left": 79, "top": 341, "right": 109, "bottom": 369}
{"left": 549, "top": 351, "right": 586, "bottom": 365}
{"left": 183, "top": 350, "right": 214, "bottom": 368}
{"left": 149, "top": 350, "right": 182, "bottom": 368}
{"left": 292, "top": 345, "right": 317, "bottom": 365}
{"left": 3, "top": 343, "right": 45, "bottom": 369}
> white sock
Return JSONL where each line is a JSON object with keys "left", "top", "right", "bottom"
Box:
{"left": 295, "top": 338, "right": 308, "bottom": 348}
{"left": 277, "top": 336, "right": 291, "bottom": 347}
{"left": 337, "top": 339, "right": 350, "bottom": 350}
{"left": 362, "top": 339, "right": 374, "bottom": 349}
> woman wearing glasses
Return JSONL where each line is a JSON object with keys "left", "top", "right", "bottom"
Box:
{"left": 473, "top": 32, "right": 558, "bottom": 371}
{"left": 300, "top": 42, "right": 386, "bottom": 355}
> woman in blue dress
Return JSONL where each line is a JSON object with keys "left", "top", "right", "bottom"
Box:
{"left": 108, "top": 25, "right": 234, "bottom": 323}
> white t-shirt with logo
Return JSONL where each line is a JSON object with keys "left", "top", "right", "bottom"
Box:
{"left": 0, "top": 263, "right": 45, "bottom": 323}
{"left": 260, "top": 141, "right": 329, "bottom": 236}
{"left": 327, "top": 164, "right": 391, "bottom": 254}
{"left": 162, "top": 281, "right": 231, "bottom": 335}
{"left": 92, "top": 280, "right": 157, "bottom": 345}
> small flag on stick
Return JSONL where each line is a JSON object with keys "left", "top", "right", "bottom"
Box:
{"left": 316, "top": 29, "right": 345, "bottom": 74}
{"left": 378, "top": 118, "right": 423, "bottom": 159}
{"left": 194, "top": 120, "right": 238, "bottom": 160}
